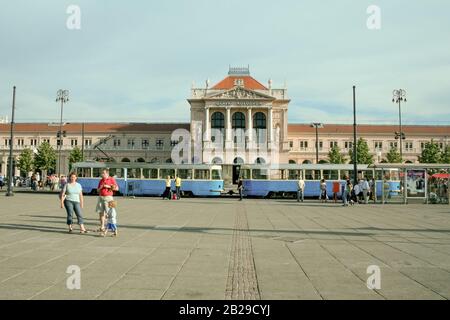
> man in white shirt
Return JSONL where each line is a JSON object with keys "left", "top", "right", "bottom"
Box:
{"left": 362, "top": 178, "right": 370, "bottom": 204}
{"left": 297, "top": 176, "right": 305, "bottom": 203}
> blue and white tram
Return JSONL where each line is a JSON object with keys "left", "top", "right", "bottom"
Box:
{"left": 239, "top": 164, "right": 402, "bottom": 198}
{"left": 72, "top": 161, "right": 224, "bottom": 197}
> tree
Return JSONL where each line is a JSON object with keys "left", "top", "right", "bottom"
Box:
{"left": 69, "top": 146, "right": 84, "bottom": 171}
{"left": 34, "top": 141, "right": 56, "bottom": 173}
{"left": 349, "top": 138, "right": 374, "bottom": 164}
{"left": 17, "top": 148, "right": 34, "bottom": 176}
{"left": 440, "top": 145, "right": 450, "bottom": 164}
{"left": 328, "top": 145, "right": 346, "bottom": 164}
{"left": 419, "top": 140, "right": 441, "bottom": 163}
{"left": 386, "top": 147, "right": 402, "bottom": 163}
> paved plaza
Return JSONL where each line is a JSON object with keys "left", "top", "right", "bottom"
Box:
{"left": 0, "top": 193, "right": 449, "bottom": 300}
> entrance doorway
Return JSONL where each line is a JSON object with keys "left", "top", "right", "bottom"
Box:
{"left": 232, "top": 157, "right": 244, "bottom": 184}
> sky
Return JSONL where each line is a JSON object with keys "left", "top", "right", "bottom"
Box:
{"left": 0, "top": 0, "right": 449, "bottom": 125}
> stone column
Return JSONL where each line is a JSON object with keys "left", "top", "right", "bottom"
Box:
{"left": 226, "top": 107, "right": 232, "bottom": 143}
{"left": 204, "top": 107, "right": 210, "bottom": 141}
{"left": 268, "top": 107, "right": 273, "bottom": 143}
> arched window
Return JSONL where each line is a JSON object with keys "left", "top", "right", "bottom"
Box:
{"left": 303, "top": 160, "right": 312, "bottom": 164}
{"left": 166, "top": 158, "right": 173, "bottom": 164}
{"left": 121, "top": 158, "right": 131, "bottom": 162}
{"left": 211, "top": 112, "right": 225, "bottom": 128}
{"left": 253, "top": 112, "right": 266, "bottom": 144}
{"left": 150, "top": 157, "right": 159, "bottom": 164}
{"left": 211, "top": 112, "right": 225, "bottom": 144}
{"left": 232, "top": 112, "right": 246, "bottom": 145}
{"left": 212, "top": 157, "right": 223, "bottom": 164}
{"left": 253, "top": 112, "right": 266, "bottom": 129}
{"left": 232, "top": 112, "right": 245, "bottom": 129}
{"left": 135, "top": 158, "right": 145, "bottom": 163}
{"left": 255, "top": 157, "right": 266, "bottom": 164}
{"left": 289, "top": 160, "right": 297, "bottom": 164}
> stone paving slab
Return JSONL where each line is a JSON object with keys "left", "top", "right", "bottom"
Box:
{"left": 0, "top": 193, "right": 449, "bottom": 300}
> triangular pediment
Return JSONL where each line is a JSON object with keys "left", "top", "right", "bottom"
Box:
{"left": 206, "top": 86, "right": 274, "bottom": 100}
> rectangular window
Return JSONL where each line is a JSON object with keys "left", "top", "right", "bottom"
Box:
{"left": 30, "top": 139, "right": 38, "bottom": 146}
{"left": 84, "top": 139, "right": 92, "bottom": 146}
{"left": 374, "top": 141, "right": 383, "bottom": 150}
{"left": 390, "top": 142, "right": 398, "bottom": 149}
{"left": 194, "top": 169, "right": 210, "bottom": 180}
{"left": 156, "top": 139, "right": 164, "bottom": 150}
{"left": 405, "top": 142, "right": 413, "bottom": 151}
{"left": 143, "top": 168, "right": 158, "bottom": 179}
{"left": 345, "top": 142, "right": 353, "bottom": 149}
{"left": 127, "top": 139, "right": 135, "bottom": 148}
{"left": 318, "top": 141, "right": 323, "bottom": 150}
{"left": 42, "top": 139, "right": 50, "bottom": 144}
{"left": 289, "top": 141, "right": 294, "bottom": 149}
{"left": 57, "top": 139, "right": 63, "bottom": 146}
{"left": 71, "top": 139, "right": 78, "bottom": 147}
{"left": 142, "top": 139, "right": 149, "bottom": 149}
{"left": 170, "top": 140, "right": 178, "bottom": 147}
{"left": 329, "top": 141, "right": 338, "bottom": 149}
{"left": 300, "top": 141, "right": 308, "bottom": 149}
{"left": 113, "top": 139, "right": 121, "bottom": 147}
{"left": 17, "top": 139, "right": 24, "bottom": 146}
{"left": 177, "top": 169, "right": 192, "bottom": 180}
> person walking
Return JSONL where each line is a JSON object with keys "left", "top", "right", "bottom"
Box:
{"left": 297, "top": 175, "right": 305, "bottom": 202}
{"left": 320, "top": 179, "right": 328, "bottom": 203}
{"left": 96, "top": 169, "right": 119, "bottom": 233}
{"left": 362, "top": 178, "right": 370, "bottom": 204}
{"left": 162, "top": 175, "right": 171, "bottom": 199}
{"left": 0, "top": 174, "right": 4, "bottom": 190}
{"left": 332, "top": 181, "right": 340, "bottom": 203}
{"left": 175, "top": 175, "right": 182, "bottom": 200}
{"left": 102, "top": 200, "right": 118, "bottom": 237}
{"left": 342, "top": 179, "right": 352, "bottom": 207}
{"left": 60, "top": 172, "right": 87, "bottom": 233}
{"left": 237, "top": 177, "right": 244, "bottom": 201}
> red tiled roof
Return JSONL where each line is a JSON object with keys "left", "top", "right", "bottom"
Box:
{"left": 212, "top": 76, "right": 268, "bottom": 90}
{"left": 288, "top": 124, "right": 450, "bottom": 135}
{"left": 0, "top": 123, "right": 190, "bottom": 134}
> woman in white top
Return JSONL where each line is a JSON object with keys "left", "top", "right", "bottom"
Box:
{"left": 60, "top": 172, "right": 87, "bottom": 233}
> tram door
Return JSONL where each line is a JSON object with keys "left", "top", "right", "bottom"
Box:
{"left": 232, "top": 165, "right": 241, "bottom": 184}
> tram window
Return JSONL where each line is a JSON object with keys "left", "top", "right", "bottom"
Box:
{"left": 270, "top": 170, "right": 284, "bottom": 180}
{"left": 305, "top": 170, "right": 320, "bottom": 180}
{"left": 363, "top": 171, "right": 374, "bottom": 180}
{"left": 93, "top": 168, "right": 102, "bottom": 178}
{"left": 160, "top": 169, "right": 175, "bottom": 179}
{"left": 108, "top": 168, "right": 122, "bottom": 178}
{"left": 341, "top": 171, "right": 350, "bottom": 180}
{"left": 323, "top": 170, "right": 339, "bottom": 180}
{"left": 389, "top": 170, "right": 400, "bottom": 181}
{"left": 195, "top": 169, "right": 210, "bottom": 180}
{"left": 288, "top": 170, "right": 301, "bottom": 180}
{"left": 211, "top": 169, "right": 222, "bottom": 180}
{"left": 127, "top": 168, "right": 140, "bottom": 179}
{"left": 178, "top": 169, "right": 193, "bottom": 180}
{"left": 375, "top": 170, "right": 383, "bottom": 180}
{"left": 239, "top": 169, "right": 250, "bottom": 179}
{"left": 253, "top": 169, "right": 268, "bottom": 180}
{"left": 77, "top": 168, "right": 91, "bottom": 178}
{"left": 143, "top": 169, "right": 158, "bottom": 179}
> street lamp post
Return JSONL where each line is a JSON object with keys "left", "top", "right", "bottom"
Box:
{"left": 56, "top": 90, "right": 69, "bottom": 177}
{"left": 310, "top": 123, "right": 324, "bottom": 164}
{"left": 392, "top": 89, "right": 406, "bottom": 161}
{"left": 6, "top": 86, "right": 16, "bottom": 197}
{"left": 353, "top": 86, "right": 358, "bottom": 185}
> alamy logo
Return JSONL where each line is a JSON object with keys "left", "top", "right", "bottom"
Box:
{"left": 366, "top": 265, "right": 381, "bottom": 290}
{"left": 66, "top": 265, "right": 81, "bottom": 290}
{"left": 367, "top": 5, "right": 381, "bottom": 30}
{"left": 66, "top": 5, "right": 81, "bottom": 30}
